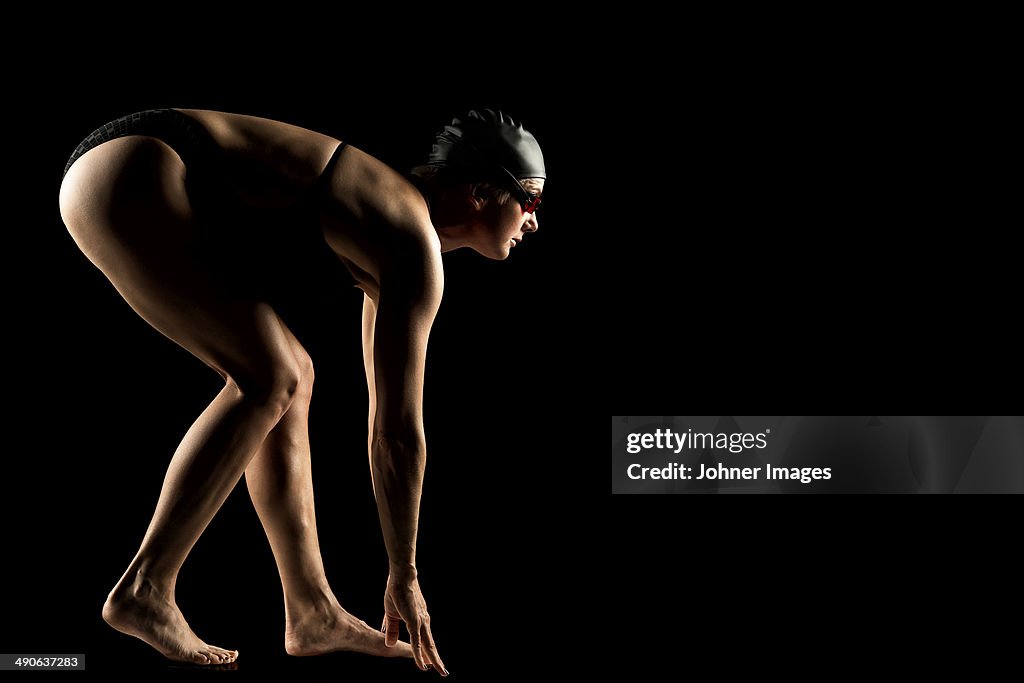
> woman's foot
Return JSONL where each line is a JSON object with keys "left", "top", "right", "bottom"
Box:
{"left": 102, "top": 572, "right": 238, "bottom": 665}
{"left": 285, "top": 603, "right": 414, "bottom": 658}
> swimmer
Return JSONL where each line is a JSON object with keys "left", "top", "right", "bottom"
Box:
{"left": 59, "top": 108, "right": 546, "bottom": 672}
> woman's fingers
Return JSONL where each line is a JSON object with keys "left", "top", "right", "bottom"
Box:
{"left": 421, "top": 621, "right": 448, "bottom": 676}
{"left": 384, "top": 615, "right": 402, "bottom": 648}
{"left": 408, "top": 623, "right": 427, "bottom": 671}
{"left": 385, "top": 580, "right": 447, "bottom": 674}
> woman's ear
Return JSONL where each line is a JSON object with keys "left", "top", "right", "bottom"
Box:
{"left": 466, "top": 183, "right": 488, "bottom": 211}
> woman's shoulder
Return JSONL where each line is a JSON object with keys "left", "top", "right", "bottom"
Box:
{"left": 319, "top": 144, "right": 440, "bottom": 296}
{"left": 326, "top": 145, "right": 435, "bottom": 244}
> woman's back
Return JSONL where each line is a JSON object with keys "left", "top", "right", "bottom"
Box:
{"left": 173, "top": 109, "right": 433, "bottom": 298}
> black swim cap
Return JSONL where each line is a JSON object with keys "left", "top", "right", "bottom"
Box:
{"left": 428, "top": 109, "right": 546, "bottom": 181}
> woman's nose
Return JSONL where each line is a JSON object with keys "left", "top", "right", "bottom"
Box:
{"left": 524, "top": 211, "right": 539, "bottom": 232}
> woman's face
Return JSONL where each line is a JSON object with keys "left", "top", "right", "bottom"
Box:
{"left": 473, "top": 179, "right": 544, "bottom": 260}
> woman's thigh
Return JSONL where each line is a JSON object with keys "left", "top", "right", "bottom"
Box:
{"left": 60, "top": 135, "right": 300, "bottom": 391}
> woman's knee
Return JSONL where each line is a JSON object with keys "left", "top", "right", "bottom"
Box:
{"left": 227, "top": 360, "right": 305, "bottom": 417}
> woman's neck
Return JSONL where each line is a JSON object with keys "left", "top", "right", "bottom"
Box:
{"left": 409, "top": 178, "right": 475, "bottom": 253}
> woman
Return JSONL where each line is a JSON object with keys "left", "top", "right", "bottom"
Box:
{"left": 58, "top": 108, "right": 545, "bottom": 672}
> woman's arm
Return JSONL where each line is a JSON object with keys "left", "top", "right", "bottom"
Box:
{"left": 369, "top": 244, "right": 441, "bottom": 577}
{"left": 361, "top": 293, "right": 378, "bottom": 451}
{"left": 362, "top": 242, "right": 447, "bottom": 675}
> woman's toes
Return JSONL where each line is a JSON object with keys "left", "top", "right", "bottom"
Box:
{"left": 210, "top": 647, "right": 236, "bottom": 662}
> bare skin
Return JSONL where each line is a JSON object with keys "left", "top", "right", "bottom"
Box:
{"left": 59, "top": 109, "right": 541, "bottom": 671}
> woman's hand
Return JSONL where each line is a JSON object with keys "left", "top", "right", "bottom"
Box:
{"left": 382, "top": 572, "right": 448, "bottom": 676}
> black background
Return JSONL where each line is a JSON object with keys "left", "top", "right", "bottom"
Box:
{"left": 5, "top": 22, "right": 1020, "bottom": 678}
{"left": 6, "top": 38, "right": 590, "bottom": 677}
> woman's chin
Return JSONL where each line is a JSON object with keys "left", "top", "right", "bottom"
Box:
{"left": 474, "top": 244, "right": 510, "bottom": 260}
{"left": 466, "top": 239, "right": 513, "bottom": 260}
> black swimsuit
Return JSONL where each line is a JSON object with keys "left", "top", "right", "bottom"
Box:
{"left": 63, "top": 109, "right": 347, "bottom": 203}
{"left": 63, "top": 109, "right": 214, "bottom": 178}
{"left": 314, "top": 140, "right": 346, "bottom": 195}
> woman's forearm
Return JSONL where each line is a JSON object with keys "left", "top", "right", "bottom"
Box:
{"left": 369, "top": 434, "right": 426, "bottom": 578}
